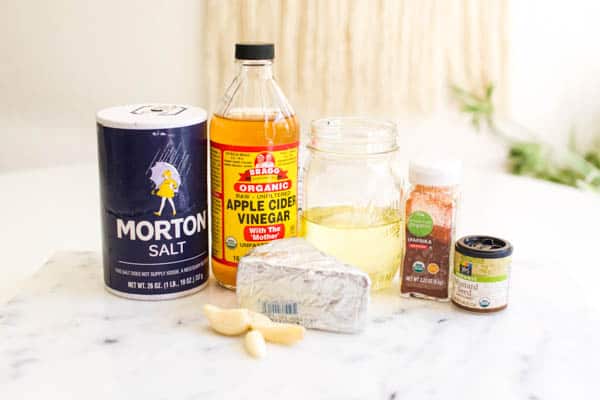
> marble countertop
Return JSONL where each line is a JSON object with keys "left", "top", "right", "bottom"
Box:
{"left": 1, "top": 164, "right": 599, "bottom": 399}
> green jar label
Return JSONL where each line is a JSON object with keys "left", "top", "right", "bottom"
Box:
{"left": 407, "top": 211, "right": 433, "bottom": 237}
{"left": 452, "top": 252, "right": 512, "bottom": 310}
{"left": 453, "top": 253, "right": 510, "bottom": 283}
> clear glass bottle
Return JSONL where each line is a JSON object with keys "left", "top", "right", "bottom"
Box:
{"left": 301, "top": 117, "right": 403, "bottom": 290}
{"left": 400, "top": 160, "right": 460, "bottom": 300}
{"left": 210, "top": 43, "right": 299, "bottom": 289}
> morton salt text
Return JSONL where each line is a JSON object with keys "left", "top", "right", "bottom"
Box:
{"left": 116, "top": 211, "right": 207, "bottom": 257}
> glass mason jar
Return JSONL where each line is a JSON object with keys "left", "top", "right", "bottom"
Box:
{"left": 300, "top": 117, "right": 404, "bottom": 290}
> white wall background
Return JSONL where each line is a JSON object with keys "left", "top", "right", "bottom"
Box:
{"left": 1, "top": 0, "right": 600, "bottom": 172}
{"left": 508, "top": 0, "right": 600, "bottom": 148}
{"left": 0, "top": 0, "right": 206, "bottom": 171}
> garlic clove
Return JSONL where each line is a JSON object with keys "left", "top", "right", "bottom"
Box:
{"left": 203, "top": 304, "right": 251, "bottom": 336}
{"left": 252, "top": 322, "right": 305, "bottom": 345}
{"left": 249, "top": 310, "right": 273, "bottom": 327}
{"left": 245, "top": 330, "right": 267, "bottom": 359}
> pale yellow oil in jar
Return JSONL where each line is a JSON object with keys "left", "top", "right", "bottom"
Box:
{"left": 301, "top": 205, "right": 403, "bottom": 290}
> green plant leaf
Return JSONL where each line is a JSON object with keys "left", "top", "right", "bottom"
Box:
{"left": 452, "top": 82, "right": 600, "bottom": 193}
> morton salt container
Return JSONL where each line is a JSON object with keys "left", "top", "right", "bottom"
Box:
{"left": 97, "top": 104, "right": 209, "bottom": 300}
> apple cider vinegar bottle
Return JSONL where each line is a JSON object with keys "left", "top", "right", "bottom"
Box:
{"left": 210, "top": 43, "right": 299, "bottom": 289}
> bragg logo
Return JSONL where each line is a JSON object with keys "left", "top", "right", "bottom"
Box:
{"left": 254, "top": 152, "right": 276, "bottom": 168}
{"left": 234, "top": 152, "right": 292, "bottom": 193}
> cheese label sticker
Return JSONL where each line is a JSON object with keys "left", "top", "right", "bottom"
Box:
{"left": 211, "top": 142, "right": 298, "bottom": 266}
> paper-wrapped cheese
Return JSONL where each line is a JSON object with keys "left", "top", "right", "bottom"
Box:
{"left": 236, "top": 238, "right": 371, "bottom": 333}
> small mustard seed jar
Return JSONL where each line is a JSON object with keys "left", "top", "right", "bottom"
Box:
{"left": 452, "top": 235, "right": 513, "bottom": 312}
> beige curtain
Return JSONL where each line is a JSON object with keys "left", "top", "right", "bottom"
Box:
{"left": 203, "top": 0, "right": 509, "bottom": 120}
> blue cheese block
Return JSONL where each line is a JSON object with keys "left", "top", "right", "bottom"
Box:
{"left": 236, "top": 238, "right": 371, "bottom": 333}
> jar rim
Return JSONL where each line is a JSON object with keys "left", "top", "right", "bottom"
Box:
{"left": 310, "top": 117, "right": 398, "bottom": 154}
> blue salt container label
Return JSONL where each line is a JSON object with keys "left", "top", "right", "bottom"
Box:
{"left": 97, "top": 104, "right": 208, "bottom": 299}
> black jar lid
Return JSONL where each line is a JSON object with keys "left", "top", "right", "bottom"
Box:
{"left": 455, "top": 235, "right": 513, "bottom": 259}
{"left": 235, "top": 43, "right": 275, "bottom": 60}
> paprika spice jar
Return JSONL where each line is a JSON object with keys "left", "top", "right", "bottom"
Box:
{"left": 400, "top": 159, "right": 461, "bottom": 300}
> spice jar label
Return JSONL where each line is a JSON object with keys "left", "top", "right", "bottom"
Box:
{"left": 407, "top": 211, "right": 434, "bottom": 237}
{"left": 401, "top": 209, "right": 454, "bottom": 300}
{"left": 211, "top": 142, "right": 298, "bottom": 266}
{"left": 452, "top": 253, "right": 511, "bottom": 311}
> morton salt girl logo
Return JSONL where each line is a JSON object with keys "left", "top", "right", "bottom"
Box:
{"left": 115, "top": 153, "right": 207, "bottom": 258}
{"left": 234, "top": 152, "right": 291, "bottom": 193}
{"left": 150, "top": 162, "right": 181, "bottom": 216}
{"left": 116, "top": 147, "right": 208, "bottom": 260}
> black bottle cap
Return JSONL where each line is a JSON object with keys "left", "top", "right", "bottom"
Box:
{"left": 235, "top": 43, "right": 275, "bottom": 60}
{"left": 455, "top": 235, "right": 513, "bottom": 259}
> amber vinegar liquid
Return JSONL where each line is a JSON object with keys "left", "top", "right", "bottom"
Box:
{"left": 210, "top": 111, "right": 299, "bottom": 288}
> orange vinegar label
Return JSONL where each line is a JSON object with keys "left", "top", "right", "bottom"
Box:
{"left": 210, "top": 142, "right": 298, "bottom": 266}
